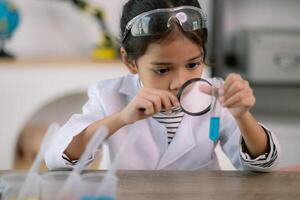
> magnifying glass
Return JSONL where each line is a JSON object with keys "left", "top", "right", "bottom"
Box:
{"left": 177, "top": 77, "right": 224, "bottom": 142}
{"left": 177, "top": 78, "right": 212, "bottom": 116}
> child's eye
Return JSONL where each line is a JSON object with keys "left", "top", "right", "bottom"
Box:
{"left": 186, "top": 62, "right": 201, "bottom": 70}
{"left": 154, "top": 68, "right": 170, "bottom": 75}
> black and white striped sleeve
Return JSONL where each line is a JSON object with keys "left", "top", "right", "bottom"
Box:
{"left": 240, "top": 123, "right": 281, "bottom": 171}
{"left": 61, "top": 152, "right": 96, "bottom": 168}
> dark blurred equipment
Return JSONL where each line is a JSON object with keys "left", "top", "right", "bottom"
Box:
{"left": 235, "top": 30, "right": 300, "bottom": 84}
{"left": 0, "top": 0, "right": 20, "bottom": 59}
{"left": 70, "top": 0, "right": 117, "bottom": 60}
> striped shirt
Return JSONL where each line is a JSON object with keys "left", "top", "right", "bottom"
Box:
{"left": 137, "top": 79, "right": 185, "bottom": 145}
{"left": 152, "top": 107, "right": 184, "bottom": 145}
{"left": 240, "top": 125, "right": 279, "bottom": 170}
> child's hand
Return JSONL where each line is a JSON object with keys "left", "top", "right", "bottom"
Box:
{"left": 219, "top": 73, "right": 255, "bottom": 119}
{"left": 120, "top": 87, "right": 179, "bottom": 125}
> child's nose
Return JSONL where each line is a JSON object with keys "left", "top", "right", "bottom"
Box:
{"left": 170, "top": 70, "right": 189, "bottom": 90}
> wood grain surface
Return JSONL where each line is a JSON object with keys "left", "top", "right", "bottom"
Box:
{"left": 1, "top": 170, "right": 299, "bottom": 200}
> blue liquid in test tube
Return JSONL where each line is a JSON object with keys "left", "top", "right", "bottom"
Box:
{"left": 209, "top": 117, "right": 220, "bottom": 142}
{"left": 81, "top": 196, "right": 114, "bottom": 200}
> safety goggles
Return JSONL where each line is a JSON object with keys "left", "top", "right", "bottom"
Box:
{"left": 122, "top": 6, "right": 207, "bottom": 43}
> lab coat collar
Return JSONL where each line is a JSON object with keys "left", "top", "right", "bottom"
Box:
{"left": 157, "top": 115, "right": 196, "bottom": 169}
{"left": 119, "top": 74, "right": 140, "bottom": 98}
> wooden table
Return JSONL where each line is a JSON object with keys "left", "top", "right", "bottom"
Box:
{"left": 116, "top": 170, "right": 300, "bottom": 200}
{"left": 1, "top": 170, "right": 300, "bottom": 200}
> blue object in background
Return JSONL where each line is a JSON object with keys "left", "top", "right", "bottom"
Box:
{"left": 0, "top": 0, "right": 20, "bottom": 39}
{"left": 0, "top": 0, "right": 20, "bottom": 57}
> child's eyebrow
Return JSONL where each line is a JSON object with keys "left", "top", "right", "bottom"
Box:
{"left": 150, "top": 54, "right": 204, "bottom": 66}
{"left": 187, "top": 54, "right": 203, "bottom": 61}
{"left": 150, "top": 61, "right": 173, "bottom": 66}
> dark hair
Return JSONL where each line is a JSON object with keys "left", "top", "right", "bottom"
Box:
{"left": 120, "top": 0, "right": 208, "bottom": 61}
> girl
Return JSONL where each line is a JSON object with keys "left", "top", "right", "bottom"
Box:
{"left": 45, "top": 0, "right": 280, "bottom": 171}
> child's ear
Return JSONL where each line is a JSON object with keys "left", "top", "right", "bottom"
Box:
{"left": 120, "top": 47, "right": 138, "bottom": 74}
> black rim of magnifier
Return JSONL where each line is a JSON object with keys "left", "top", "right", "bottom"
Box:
{"left": 177, "top": 78, "right": 212, "bottom": 116}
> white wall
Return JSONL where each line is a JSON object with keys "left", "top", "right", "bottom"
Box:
{"left": 224, "top": 0, "right": 300, "bottom": 36}
{"left": 0, "top": 62, "right": 128, "bottom": 169}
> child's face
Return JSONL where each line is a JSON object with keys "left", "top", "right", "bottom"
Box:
{"left": 135, "top": 32, "right": 204, "bottom": 95}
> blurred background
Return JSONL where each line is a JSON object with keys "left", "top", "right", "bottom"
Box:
{"left": 0, "top": 0, "right": 299, "bottom": 170}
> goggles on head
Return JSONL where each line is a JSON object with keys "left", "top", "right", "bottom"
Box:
{"left": 122, "top": 6, "right": 207, "bottom": 43}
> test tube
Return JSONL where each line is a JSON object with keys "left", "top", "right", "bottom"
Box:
{"left": 209, "top": 77, "right": 223, "bottom": 142}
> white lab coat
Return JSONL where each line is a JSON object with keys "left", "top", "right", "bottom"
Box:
{"left": 45, "top": 74, "right": 281, "bottom": 171}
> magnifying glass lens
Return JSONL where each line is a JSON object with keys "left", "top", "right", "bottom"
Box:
{"left": 179, "top": 79, "right": 212, "bottom": 116}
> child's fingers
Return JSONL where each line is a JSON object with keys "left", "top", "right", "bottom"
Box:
{"left": 141, "top": 93, "right": 162, "bottom": 113}
{"left": 136, "top": 98, "right": 155, "bottom": 115}
{"left": 224, "top": 80, "right": 246, "bottom": 100}
{"left": 225, "top": 96, "right": 255, "bottom": 108}
{"left": 156, "top": 92, "right": 172, "bottom": 111}
{"left": 224, "top": 91, "right": 254, "bottom": 108}
{"left": 165, "top": 91, "right": 180, "bottom": 108}
{"left": 223, "top": 73, "right": 243, "bottom": 91}
{"left": 147, "top": 89, "right": 178, "bottom": 110}
{"left": 223, "top": 92, "right": 244, "bottom": 107}
{"left": 146, "top": 90, "right": 171, "bottom": 111}
{"left": 198, "top": 83, "right": 212, "bottom": 95}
